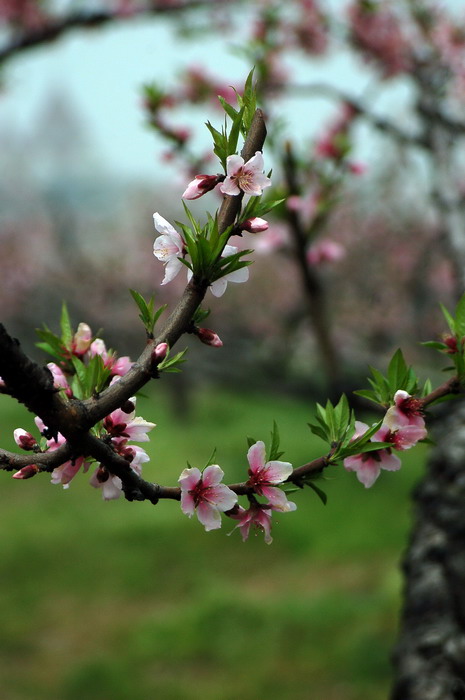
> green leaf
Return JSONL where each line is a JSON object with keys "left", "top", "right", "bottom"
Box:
{"left": 306, "top": 482, "right": 327, "bottom": 505}
{"left": 456, "top": 293, "right": 465, "bottom": 338}
{"left": 440, "top": 303, "right": 456, "bottom": 334}
{"left": 60, "top": 303, "right": 73, "bottom": 347}
{"left": 387, "top": 349, "right": 409, "bottom": 391}
{"left": 268, "top": 421, "right": 284, "bottom": 461}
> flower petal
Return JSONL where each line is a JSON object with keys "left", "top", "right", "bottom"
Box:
{"left": 247, "top": 441, "right": 266, "bottom": 474}
{"left": 196, "top": 501, "right": 222, "bottom": 531}
{"left": 202, "top": 464, "right": 225, "bottom": 488}
{"left": 153, "top": 212, "right": 179, "bottom": 237}
{"left": 225, "top": 154, "right": 244, "bottom": 175}
{"left": 179, "top": 467, "right": 201, "bottom": 491}
{"left": 262, "top": 459, "right": 293, "bottom": 484}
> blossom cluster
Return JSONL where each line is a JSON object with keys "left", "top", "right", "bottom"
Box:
{"left": 343, "top": 390, "right": 427, "bottom": 488}
{"left": 178, "top": 440, "right": 296, "bottom": 544}
{"left": 12, "top": 322, "right": 156, "bottom": 500}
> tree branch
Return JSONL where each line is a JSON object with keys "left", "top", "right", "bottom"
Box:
{"left": 0, "top": 1, "right": 235, "bottom": 66}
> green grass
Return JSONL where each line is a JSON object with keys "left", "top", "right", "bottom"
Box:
{"left": 0, "top": 387, "right": 426, "bottom": 699}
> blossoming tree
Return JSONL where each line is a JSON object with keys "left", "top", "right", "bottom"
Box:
{"left": 2, "top": 1, "right": 465, "bottom": 698}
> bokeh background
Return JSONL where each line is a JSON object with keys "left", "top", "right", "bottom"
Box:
{"left": 0, "top": 1, "right": 461, "bottom": 698}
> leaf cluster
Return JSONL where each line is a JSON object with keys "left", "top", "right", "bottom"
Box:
{"left": 130, "top": 290, "right": 167, "bottom": 337}
{"left": 422, "top": 293, "right": 465, "bottom": 379}
{"left": 179, "top": 204, "right": 252, "bottom": 284}
{"left": 354, "top": 349, "right": 424, "bottom": 408}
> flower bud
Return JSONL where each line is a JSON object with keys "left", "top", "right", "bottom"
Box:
{"left": 182, "top": 174, "right": 220, "bottom": 200}
{"left": 72, "top": 323, "right": 92, "bottom": 356}
{"left": 240, "top": 217, "right": 269, "bottom": 234}
{"left": 120, "top": 400, "right": 135, "bottom": 415}
{"left": 197, "top": 328, "right": 223, "bottom": 348}
{"left": 14, "top": 429, "right": 38, "bottom": 451}
{"left": 12, "top": 464, "right": 39, "bottom": 480}
{"left": 153, "top": 342, "right": 168, "bottom": 360}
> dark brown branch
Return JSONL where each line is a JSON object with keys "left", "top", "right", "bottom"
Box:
{"left": 0, "top": 1, "right": 234, "bottom": 66}
{"left": 0, "top": 443, "right": 73, "bottom": 472}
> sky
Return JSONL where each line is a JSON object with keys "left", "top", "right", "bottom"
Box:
{"left": 0, "top": 4, "right": 412, "bottom": 184}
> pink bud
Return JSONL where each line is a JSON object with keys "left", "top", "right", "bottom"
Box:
{"left": 197, "top": 328, "right": 223, "bottom": 348}
{"left": 72, "top": 323, "right": 92, "bottom": 356}
{"left": 14, "top": 429, "right": 38, "bottom": 451}
{"left": 12, "top": 464, "right": 39, "bottom": 480}
{"left": 153, "top": 342, "right": 169, "bottom": 360}
{"left": 182, "top": 174, "right": 220, "bottom": 200}
{"left": 240, "top": 217, "right": 269, "bottom": 234}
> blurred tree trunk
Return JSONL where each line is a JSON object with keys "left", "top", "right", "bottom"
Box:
{"left": 390, "top": 401, "right": 465, "bottom": 700}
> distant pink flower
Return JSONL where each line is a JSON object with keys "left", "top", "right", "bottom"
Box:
{"left": 343, "top": 421, "right": 400, "bottom": 488}
{"left": 220, "top": 152, "right": 271, "bottom": 196}
{"left": 153, "top": 213, "right": 186, "bottom": 285}
{"left": 229, "top": 502, "right": 274, "bottom": 544}
{"left": 197, "top": 328, "right": 223, "bottom": 348}
{"left": 182, "top": 174, "right": 220, "bottom": 200}
{"left": 246, "top": 441, "right": 296, "bottom": 512}
{"left": 240, "top": 217, "right": 269, "bottom": 234}
{"left": 254, "top": 225, "right": 289, "bottom": 254}
{"left": 306, "top": 240, "right": 345, "bottom": 265}
{"left": 348, "top": 161, "right": 367, "bottom": 175}
{"left": 384, "top": 390, "right": 425, "bottom": 430}
{"left": 179, "top": 465, "right": 238, "bottom": 531}
{"left": 287, "top": 192, "right": 319, "bottom": 223}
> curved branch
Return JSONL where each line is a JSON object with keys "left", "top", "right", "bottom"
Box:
{"left": 0, "top": 443, "right": 73, "bottom": 472}
{"left": 0, "top": 1, "right": 235, "bottom": 66}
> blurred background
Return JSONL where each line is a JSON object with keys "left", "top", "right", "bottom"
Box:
{"left": 1, "top": 1, "right": 463, "bottom": 698}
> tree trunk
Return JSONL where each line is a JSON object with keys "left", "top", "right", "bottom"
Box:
{"left": 391, "top": 402, "right": 465, "bottom": 699}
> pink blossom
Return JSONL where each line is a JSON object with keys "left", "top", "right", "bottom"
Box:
{"left": 179, "top": 465, "right": 238, "bottom": 531}
{"left": 103, "top": 400, "right": 156, "bottom": 444}
{"left": 246, "top": 441, "right": 296, "bottom": 512}
{"left": 89, "top": 467, "right": 123, "bottom": 501}
{"left": 229, "top": 503, "right": 273, "bottom": 544}
{"left": 306, "top": 240, "right": 345, "bottom": 265}
{"left": 343, "top": 421, "right": 400, "bottom": 488}
{"left": 384, "top": 390, "right": 425, "bottom": 430}
{"left": 240, "top": 217, "right": 269, "bottom": 234}
{"left": 111, "top": 356, "right": 133, "bottom": 377}
{"left": 51, "top": 456, "right": 90, "bottom": 488}
{"left": 47, "top": 362, "right": 72, "bottom": 397}
{"left": 197, "top": 328, "right": 223, "bottom": 348}
{"left": 182, "top": 174, "right": 220, "bottom": 200}
{"left": 153, "top": 213, "right": 186, "bottom": 285}
{"left": 220, "top": 152, "right": 271, "bottom": 196}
